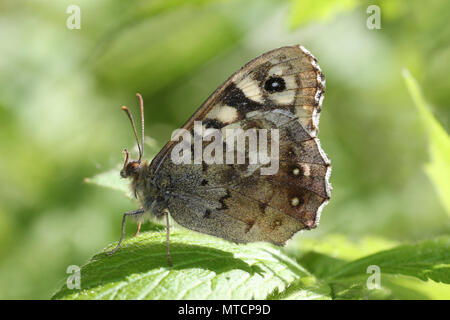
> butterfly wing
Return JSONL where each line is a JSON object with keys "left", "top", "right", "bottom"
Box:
{"left": 151, "top": 45, "right": 331, "bottom": 245}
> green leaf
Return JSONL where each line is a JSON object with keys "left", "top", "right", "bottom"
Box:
{"left": 288, "top": 235, "right": 450, "bottom": 299}
{"left": 329, "top": 236, "right": 450, "bottom": 284}
{"left": 85, "top": 167, "right": 132, "bottom": 198}
{"left": 267, "top": 277, "right": 331, "bottom": 300}
{"left": 403, "top": 69, "right": 450, "bottom": 216}
{"left": 286, "top": 234, "right": 398, "bottom": 279}
{"left": 289, "top": 0, "right": 359, "bottom": 29}
{"left": 329, "top": 274, "right": 450, "bottom": 300}
{"left": 52, "top": 229, "right": 330, "bottom": 300}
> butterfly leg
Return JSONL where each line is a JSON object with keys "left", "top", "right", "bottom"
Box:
{"left": 165, "top": 210, "right": 173, "bottom": 267}
{"left": 106, "top": 208, "right": 145, "bottom": 255}
{"left": 133, "top": 221, "right": 142, "bottom": 237}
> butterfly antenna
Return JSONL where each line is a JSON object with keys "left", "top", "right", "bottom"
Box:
{"left": 121, "top": 105, "right": 142, "bottom": 163}
{"left": 122, "top": 148, "right": 130, "bottom": 166}
{"left": 136, "top": 93, "right": 145, "bottom": 162}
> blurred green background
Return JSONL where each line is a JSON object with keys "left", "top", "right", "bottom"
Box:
{"left": 0, "top": 0, "right": 449, "bottom": 299}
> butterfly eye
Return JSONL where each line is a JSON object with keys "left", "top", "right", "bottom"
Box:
{"left": 264, "top": 77, "right": 286, "bottom": 92}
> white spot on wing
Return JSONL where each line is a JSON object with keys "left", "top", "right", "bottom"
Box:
{"left": 300, "top": 164, "right": 311, "bottom": 176}
{"left": 269, "top": 90, "right": 295, "bottom": 105}
{"left": 206, "top": 104, "right": 220, "bottom": 119}
{"left": 216, "top": 105, "right": 238, "bottom": 124}
{"left": 283, "top": 75, "right": 298, "bottom": 90}
{"left": 268, "top": 65, "right": 284, "bottom": 76}
{"left": 235, "top": 76, "right": 264, "bottom": 103}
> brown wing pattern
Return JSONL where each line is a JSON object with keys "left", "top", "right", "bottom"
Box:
{"left": 151, "top": 45, "right": 325, "bottom": 169}
{"left": 152, "top": 45, "right": 331, "bottom": 245}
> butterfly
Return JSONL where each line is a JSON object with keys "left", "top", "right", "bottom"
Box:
{"left": 107, "top": 45, "right": 331, "bottom": 266}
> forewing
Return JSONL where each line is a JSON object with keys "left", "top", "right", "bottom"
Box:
{"left": 151, "top": 45, "right": 325, "bottom": 169}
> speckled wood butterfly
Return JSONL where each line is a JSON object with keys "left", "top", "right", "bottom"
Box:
{"left": 107, "top": 45, "right": 331, "bottom": 266}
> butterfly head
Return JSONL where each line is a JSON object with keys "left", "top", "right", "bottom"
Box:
{"left": 120, "top": 149, "right": 141, "bottom": 178}
{"left": 120, "top": 93, "right": 145, "bottom": 180}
